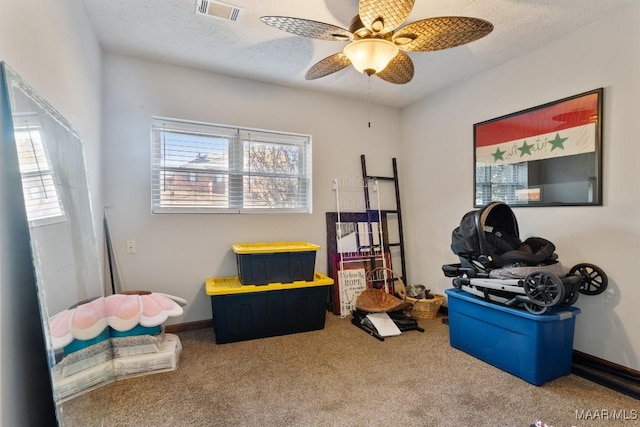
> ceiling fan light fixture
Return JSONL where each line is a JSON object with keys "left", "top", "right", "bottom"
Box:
{"left": 343, "top": 38, "right": 399, "bottom": 76}
{"left": 262, "top": 7, "right": 493, "bottom": 85}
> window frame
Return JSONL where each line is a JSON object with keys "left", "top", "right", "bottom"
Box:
{"left": 150, "top": 117, "right": 313, "bottom": 214}
{"left": 13, "top": 115, "right": 66, "bottom": 227}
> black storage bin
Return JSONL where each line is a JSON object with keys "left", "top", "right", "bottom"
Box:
{"left": 206, "top": 273, "right": 333, "bottom": 344}
{"left": 232, "top": 242, "right": 319, "bottom": 285}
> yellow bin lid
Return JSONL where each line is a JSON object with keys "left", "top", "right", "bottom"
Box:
{"left": 205, "top": 272, "right": 333, "bottom": 295}
{"left": 231, "top": 241, "right": 320, "bottom": 254}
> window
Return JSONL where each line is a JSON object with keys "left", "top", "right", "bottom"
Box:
{"left": 14, "top": 117, "right": 66, "bottom": 226}
{"left": 475, "top": 163, "right": 528, "bottom": 206}
{"left": 151, "top": 117, "right": 312, "bottom": 214}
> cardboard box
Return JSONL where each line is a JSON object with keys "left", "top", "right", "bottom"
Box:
{"left": 445, "top": 288, "right": 580, "bottom": 385}
{"left": 206, "top": 272, "right": 333, "bottom": 343}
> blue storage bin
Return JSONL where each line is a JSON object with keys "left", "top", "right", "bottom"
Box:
{"left": 445, "top": 288, "right": 580, "bottom": 386}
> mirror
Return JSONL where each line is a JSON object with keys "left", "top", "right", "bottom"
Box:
{"left": 3, "top": 62, "right": 185, "bottom": 426}
{"left": 2, "top": 62, "right": 113, "bottom": 424}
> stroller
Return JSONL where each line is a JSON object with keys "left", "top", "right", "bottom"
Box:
{"left": 442, "top": 201, "right": 607, "bottom": 314}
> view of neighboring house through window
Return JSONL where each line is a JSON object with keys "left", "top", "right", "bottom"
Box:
{"left": 14, "top": 118, "right": 66, "bottom": 226}
{"left": 151, "top": 117, "right": 312, "bottom": 214}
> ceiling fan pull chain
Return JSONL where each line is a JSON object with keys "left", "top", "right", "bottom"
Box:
{"left": 368, "top": 75, "right": 371, "bottom": 128}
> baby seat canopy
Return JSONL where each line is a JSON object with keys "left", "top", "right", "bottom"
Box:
{"left": 451, "top": 202, "right": 555, "bottom": 267}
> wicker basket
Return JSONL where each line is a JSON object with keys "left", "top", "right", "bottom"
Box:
{"left": 356, "top": 267, "right": 411, "bottom": 313}
{"left": 363, "top": 267, "right": 445, "bottom": 319}
{"left": 405, "top": 293, "right": 446, "bottom": 319}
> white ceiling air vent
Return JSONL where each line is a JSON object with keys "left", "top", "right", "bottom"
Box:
{"left": 195, "top": 0, "right": 243, "bottom": 22}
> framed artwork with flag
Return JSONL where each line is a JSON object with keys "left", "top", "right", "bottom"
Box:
{"left": 474, "top": 88, "right": 603, "bottom": 207}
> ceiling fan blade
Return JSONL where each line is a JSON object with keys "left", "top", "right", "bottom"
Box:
{"left": 375, "top": 51, "right": 414, "bottom": 84}
{"left": 394, "top": 17, "right": 493, "bottom": 52}
{"left": 305, "top": 53, "right": 352, "bottom": 80}
{"left": 261, "top": 16, "right": 353, "bottom": 41}
{"left": 359, "top": 0, "right": 415, "bottom": 34}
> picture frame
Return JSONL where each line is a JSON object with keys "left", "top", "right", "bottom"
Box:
{"left": 474, "top": 88, "right": 603, "bottom": 207}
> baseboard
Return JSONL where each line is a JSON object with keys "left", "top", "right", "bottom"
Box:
{"left": 571, "top": 350, "right": 640, "bottom": 399}
{"left": 165, "top": 319, "right": 213, "bottom": 334}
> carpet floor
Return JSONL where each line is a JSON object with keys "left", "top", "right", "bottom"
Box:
{"left": 59, "top": 313, "right": 639, "bottom": 427}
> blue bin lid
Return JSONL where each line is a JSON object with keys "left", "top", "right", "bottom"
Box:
{"left": 445, "top": 288, "right": 580, "bottom": 320}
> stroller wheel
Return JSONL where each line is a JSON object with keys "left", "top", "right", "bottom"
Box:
{"left": 562, "top": 289, "right": 580, "bottom": 306}
{"left": 524, "top": 302, "right": 550, "bottom": 315}
{"left": 569, "top": 263, "right": 608, "bottom": 295}
{"left": 523, "top": 271, "right": 565, "bottom": 307}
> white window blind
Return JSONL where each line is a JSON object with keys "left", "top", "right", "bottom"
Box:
{"left": 14, "top": 121, "right": 66, "bottom": 225}
{"left": 475, "top": 163, "right": 528, "bottom": 206}
{"left": 151, "top": 117, "right": 312, "bottom": 214}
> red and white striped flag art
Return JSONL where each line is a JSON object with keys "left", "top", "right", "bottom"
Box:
{"left": 475, "top": 91, "right": 600, "bottom": 166}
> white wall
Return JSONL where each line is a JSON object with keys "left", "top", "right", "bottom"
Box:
{"left": 401, "top": 5, "right": 640, "bottom": 370}
{"left": 0, "top": 0, "right": 103, "bottom": 212}
{"left": 0, "top": 0, "right": 102, "bottom": 425}
{"left": 102, "top": 53, "right": 401, "bottom": 325}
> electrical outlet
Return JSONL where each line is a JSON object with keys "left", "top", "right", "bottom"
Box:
{"left": 126, "top": 240, "right": 136, "bottom": 254}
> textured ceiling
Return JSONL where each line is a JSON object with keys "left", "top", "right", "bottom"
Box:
{"left": 81, "top": 0, "right": 636, "bottom": 108}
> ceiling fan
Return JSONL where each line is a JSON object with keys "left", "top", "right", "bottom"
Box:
{"left": 260, "top": 0, "right": 493, "bottom": 84}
